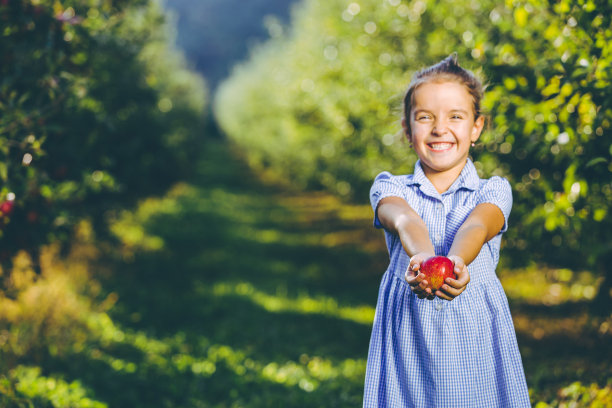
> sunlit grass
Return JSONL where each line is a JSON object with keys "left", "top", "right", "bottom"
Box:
{"left": 259, "top": 355, "right": 366, "bottom": 392}
{"left": 87, "top": 310, "right": 366, "bottom": 395}
{"left": 500, "top": 265, "right": 602, "bottom": 305}
{"left": 534, "top": 381, "right": 612, "bottom": 407}
{"left": 205, "top": 281, "right": 375, "bottom": 325}
{"left": 108, "top": 183, "right": 192, "bottom": 256}
{"left": 8, "top": 366, "right": 107, "bottom": 408}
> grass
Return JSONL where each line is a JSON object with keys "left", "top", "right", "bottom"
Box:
{"left": 1, "top": 140, "right": 611, "bottom": 407}
{"left": 51, "top": 141, "right": 383, "bottom": 407}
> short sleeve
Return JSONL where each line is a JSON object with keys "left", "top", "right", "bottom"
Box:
{"left": 476, "top": 176, "right": 513, "bottom": 233}
{"left": 369, "top": 171, "right": 406, "bottom": 229}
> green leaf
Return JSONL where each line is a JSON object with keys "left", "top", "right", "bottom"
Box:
{"left": 0, "top": 161, "right": 7, "bottom": 182}
{"left": 585, "top": 157, "right": 607, "bottom": 168}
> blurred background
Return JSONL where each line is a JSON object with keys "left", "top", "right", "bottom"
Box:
{"left": 0, "top": 0, "right": 610, "bottom": 406}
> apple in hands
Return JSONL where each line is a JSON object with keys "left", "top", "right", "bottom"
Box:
{"left": 420, "top": 256, "right": 456, "bottom": 292}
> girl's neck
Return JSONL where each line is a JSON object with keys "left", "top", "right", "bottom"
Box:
{"left": 421, "top": 161, "right": 465, "bottom": 194}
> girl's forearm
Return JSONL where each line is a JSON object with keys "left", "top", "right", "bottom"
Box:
{"left": 448, "top": 203, "right": 505, "bottom": 264}
{"left": 396, "top": 215, "right": 436, "bottom": 257}
{"left": 447, "top": 224, "right": 488, "bottom": 265}
{"left": 377, "top": 197, "right": 435, "bottom": 257}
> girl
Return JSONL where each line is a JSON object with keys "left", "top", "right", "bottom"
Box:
{"left": 363, "top": 54, "right": 530, "bottom": 407}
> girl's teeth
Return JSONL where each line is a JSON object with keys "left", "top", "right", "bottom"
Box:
{"left": 430, "top": 143, "right": 453, "bottom": 150}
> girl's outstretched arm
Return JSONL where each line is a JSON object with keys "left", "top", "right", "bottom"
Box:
{"left": 437, "top": 202, "right": 506, "bottom": 300}
{"left": 376, "top": 196, "right": 436, "bottom": 299}
{"left": 448, "top": 202, "right": 505, "bottom": 263}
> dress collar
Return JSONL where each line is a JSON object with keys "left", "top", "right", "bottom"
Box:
{"left": 407, "top": 158, "right": 480, "bottom": 198}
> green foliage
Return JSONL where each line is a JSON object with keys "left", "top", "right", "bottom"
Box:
{"left": 535, "top": 381, "right": 612, "bottom": 408}
{"left": 215, "top": 0, "right": 498, "bottom": 197}
{"left": 0, "top": 244, "right": 111, "bottom": 407}
{"left": 478, "top": 0, "right": 612, "bottom": 274}
{"left": 216, "top": 0, "right": 612, "bottom": 281}
{"left": 0, "top": 0, "right": 207, "bottom": 260}
{"left": 1, "top": 366, "right": 106, "bottom": 408}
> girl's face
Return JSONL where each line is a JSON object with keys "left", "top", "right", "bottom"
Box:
{"left": 406, "top": 80, "right": 484, "bottom": 179}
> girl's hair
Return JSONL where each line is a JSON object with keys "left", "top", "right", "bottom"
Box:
{"left": 403, "top": 53, "right": 484, "bottom": 136}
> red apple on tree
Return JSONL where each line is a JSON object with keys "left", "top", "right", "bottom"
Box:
{"left": 0, "top": 199, "right": 14, "bottom": 216}
{"left": 420, "top": 256, "right": 456, "bottom": 292}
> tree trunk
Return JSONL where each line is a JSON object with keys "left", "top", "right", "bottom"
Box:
{"left": 592, "top": 254, "right": 612, "bottom": 315}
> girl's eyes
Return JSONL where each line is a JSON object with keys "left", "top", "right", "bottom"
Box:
{"left": 416, "top": 115, "right": 463, "bottom": 121}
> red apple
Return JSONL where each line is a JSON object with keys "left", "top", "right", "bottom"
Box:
{"left": 420, "top": 256, "right": 456, "bottom": 291}
{"left": 0, "top": 200, "right": 14, "bottom": 215}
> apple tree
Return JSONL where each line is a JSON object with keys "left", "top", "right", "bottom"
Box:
{"left": 478, "top": 0, "right": 612, "bottom": 306}
{"left": 0, "top": 0, "right": 207, "bottom": 272}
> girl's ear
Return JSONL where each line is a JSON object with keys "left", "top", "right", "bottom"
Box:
{"left": 471, "top": 115, "right": 485, "bottom": 143}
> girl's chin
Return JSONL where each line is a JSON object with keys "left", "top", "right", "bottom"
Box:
{"left": 421, "top": 157, "right": 467, "bottom": 173}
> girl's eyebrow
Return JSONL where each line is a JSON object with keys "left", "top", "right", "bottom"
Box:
{"left": 413, "top": 108, "right": 469, "bottom": 115}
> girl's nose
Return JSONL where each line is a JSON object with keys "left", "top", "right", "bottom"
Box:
{"left": 432, "top": 123, "right": 448, "bottom": 136}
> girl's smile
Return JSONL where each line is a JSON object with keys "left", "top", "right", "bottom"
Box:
{"left": 427, "top": 142, "right": 454, "bottom": 151}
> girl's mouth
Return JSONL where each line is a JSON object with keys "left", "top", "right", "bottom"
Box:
{"left": 427, "top": 142, "right": 454, "bottom": 151}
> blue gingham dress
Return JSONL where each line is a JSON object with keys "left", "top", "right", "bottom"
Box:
{"left": 363, "top": 159, "right": 530, "bottom": 408}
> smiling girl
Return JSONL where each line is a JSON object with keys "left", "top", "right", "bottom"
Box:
{"left": 363, "top": 54, "right": 530, "bottom": 407}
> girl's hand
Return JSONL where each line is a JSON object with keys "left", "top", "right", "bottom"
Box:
{"left": 405, "top": 253, "right": 436, "bottom": 300}
{"left": 435, "top": 255, "right": 470, "bottom": 301}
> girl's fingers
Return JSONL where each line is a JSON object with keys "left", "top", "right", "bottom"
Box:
{"left": 415, "top": 285, "right": 435, "bottom": 300}
{"left": 438, "top": 264, "right": 469, "bottom": 300}
{"left": 404, "top": 268, "right": 421, "bottom": 284}
{"left": 435, "top": 290, "right": 453, "bottom": 301}
{"left": 412, "top": 285, "right": 426, "bottom": 298}
{"left": 446, "top": 265, "right": 470, "bottom": 289}
{"left": 444, "top": 276, "right": 467, "bottom": 289}
{"left": 409, "top": 275, "right": 429, "bottom": 292}
{"left": 414, "top": 286, "right": 433, "bottom": 299}
{"left": 447, "top": 256, "right": 467, "bottom": 280}
{"left": 408, "top": 253, "right": 431, "bottom": 273}
{"left": 438, "top": 283, "right": 466, "bottom": 299}
{"left": 408, "top": 261, "right": 421, "bottom": 275}
{"left": 405, "top": 271, "right": 433, "bottom": 299}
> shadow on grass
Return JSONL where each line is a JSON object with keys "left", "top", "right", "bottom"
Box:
{"left": 510, "top": 300, "right": 612, "bottom": 402}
